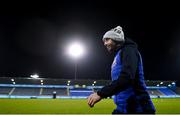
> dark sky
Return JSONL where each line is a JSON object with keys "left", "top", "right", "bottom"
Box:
{"left": 0, "top": 1, "right": 180, "bottom": 81}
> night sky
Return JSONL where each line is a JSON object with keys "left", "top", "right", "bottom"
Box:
{"left": 0, "top": 1, "right": 180, "bottom": 82}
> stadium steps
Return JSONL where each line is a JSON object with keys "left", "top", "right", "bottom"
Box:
{"left": 9, "top": 87, "right": 15, "bottom": 95}
{"left": 67, "top": 88, "right": 70, "bottom": 96}
{"left": 39, "top": 88, "right": 43, "bottom": 95}
{"left": 155, "top": 90, "right": 164, "bottom": 96}
{"left": 148, "top": 89, "right": 165, "bottom": 96}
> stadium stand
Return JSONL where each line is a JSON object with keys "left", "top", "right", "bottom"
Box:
{"left": 175, "top": 87, "right": 180, "bottom": 95}
{"left": 159, "top": 88, "right": 177, "bottom": 96}
{"left": 11, "top": 87, "right": 40, "bottom": 96}
{"left": 0, "top": 87, "right": 12, "bottom": 95}
{"left": 69, "top": 88, "right": 93, "bottom": 96}
{"left": 0, "top": 77, "right": 179, "bottom": 98}
{"left": 42, "top": 88, "right": 68, "bottom": 96}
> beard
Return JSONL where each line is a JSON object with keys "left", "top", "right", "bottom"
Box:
{"left": 106, "top": 45, "right": 116, "bottom": 53}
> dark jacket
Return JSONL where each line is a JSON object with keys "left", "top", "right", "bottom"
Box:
{"left": 97, "top": 38, "right": 156, "bottom": 113}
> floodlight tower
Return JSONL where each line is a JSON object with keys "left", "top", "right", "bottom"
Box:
{"left": 67, "top": 42, "right": 85, "bottom": 80}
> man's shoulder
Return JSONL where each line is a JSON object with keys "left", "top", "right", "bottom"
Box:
{"left": 120, "top": 45, "right": 139, "bottom": 58}
{"left": 121, "top": 45, "right": 138, "bottom": 52}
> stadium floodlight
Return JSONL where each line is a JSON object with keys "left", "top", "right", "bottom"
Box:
{"left": 82, "top": 85, "right": 86, "bottom": 88}
{"left": 160, "top": 82, "right": 163, "bottom": 85}
{"left": 75, "top": 84, "right": 79, "bottom": 88}
{"left": 30, "top": 74, "right": 39, "bottom": 79}
{"left": 67, "top": 42, "right": 85, "bottom": 80}
{"left": 67, "top": 80, "right": 71, "bottom": 86}
{"left": 68, "top": 42, "right": 84, "bottom": 59}
{"left": 172, "top": 82, "right": 175, "bottom": 85}
{"left": 94, "top": 81, "right": 96, "bottom": 84}
{"left": 11, "top": 79, "right": 14, "bottom": 82}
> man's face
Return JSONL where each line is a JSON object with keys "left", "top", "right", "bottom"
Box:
{"left": 103, "top": 38, "right": 116, "bottom": 52}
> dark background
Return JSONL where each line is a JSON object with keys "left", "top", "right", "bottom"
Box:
{"left": 0, "top": 1, "right": 180, "bottom": 84}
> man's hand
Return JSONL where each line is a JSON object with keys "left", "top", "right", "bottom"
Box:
{"left": 87, "top": 93, "right": 101, "bottom": 108}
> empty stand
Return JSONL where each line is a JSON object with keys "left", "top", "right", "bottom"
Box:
{"left": 11, "top": 88, "right": 40, "bottom": 96}
{"left": 41, "top": 88, "right": 67, "bottom": 96}
{"left": 0, "top": 87, "right": 12, "bottom": 95}
{"left": 159, "top": 88, "right": 177, "bottom": 96}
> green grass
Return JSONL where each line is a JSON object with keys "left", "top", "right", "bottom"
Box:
{"left": 0, "top": 98, "right": 180, "bottom": 114}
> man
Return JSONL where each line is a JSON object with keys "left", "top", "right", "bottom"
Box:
{"left": 87, "top": 26, "right": 156, "bottom": 114}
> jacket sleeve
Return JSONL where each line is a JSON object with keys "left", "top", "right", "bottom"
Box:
{"left": 97, "top": 47, "right": 138, "bottom": 98}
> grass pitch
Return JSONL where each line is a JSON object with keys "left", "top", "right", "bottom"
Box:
{"left": 0, "top": 98, "right": 180, "bottom": 114}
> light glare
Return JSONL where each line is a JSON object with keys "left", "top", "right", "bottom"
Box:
{"left": 68, "top": 42, "right": 84, "bottom": 58}
{"left": 30, "top": 74, "right": 39, "bottom": 79}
